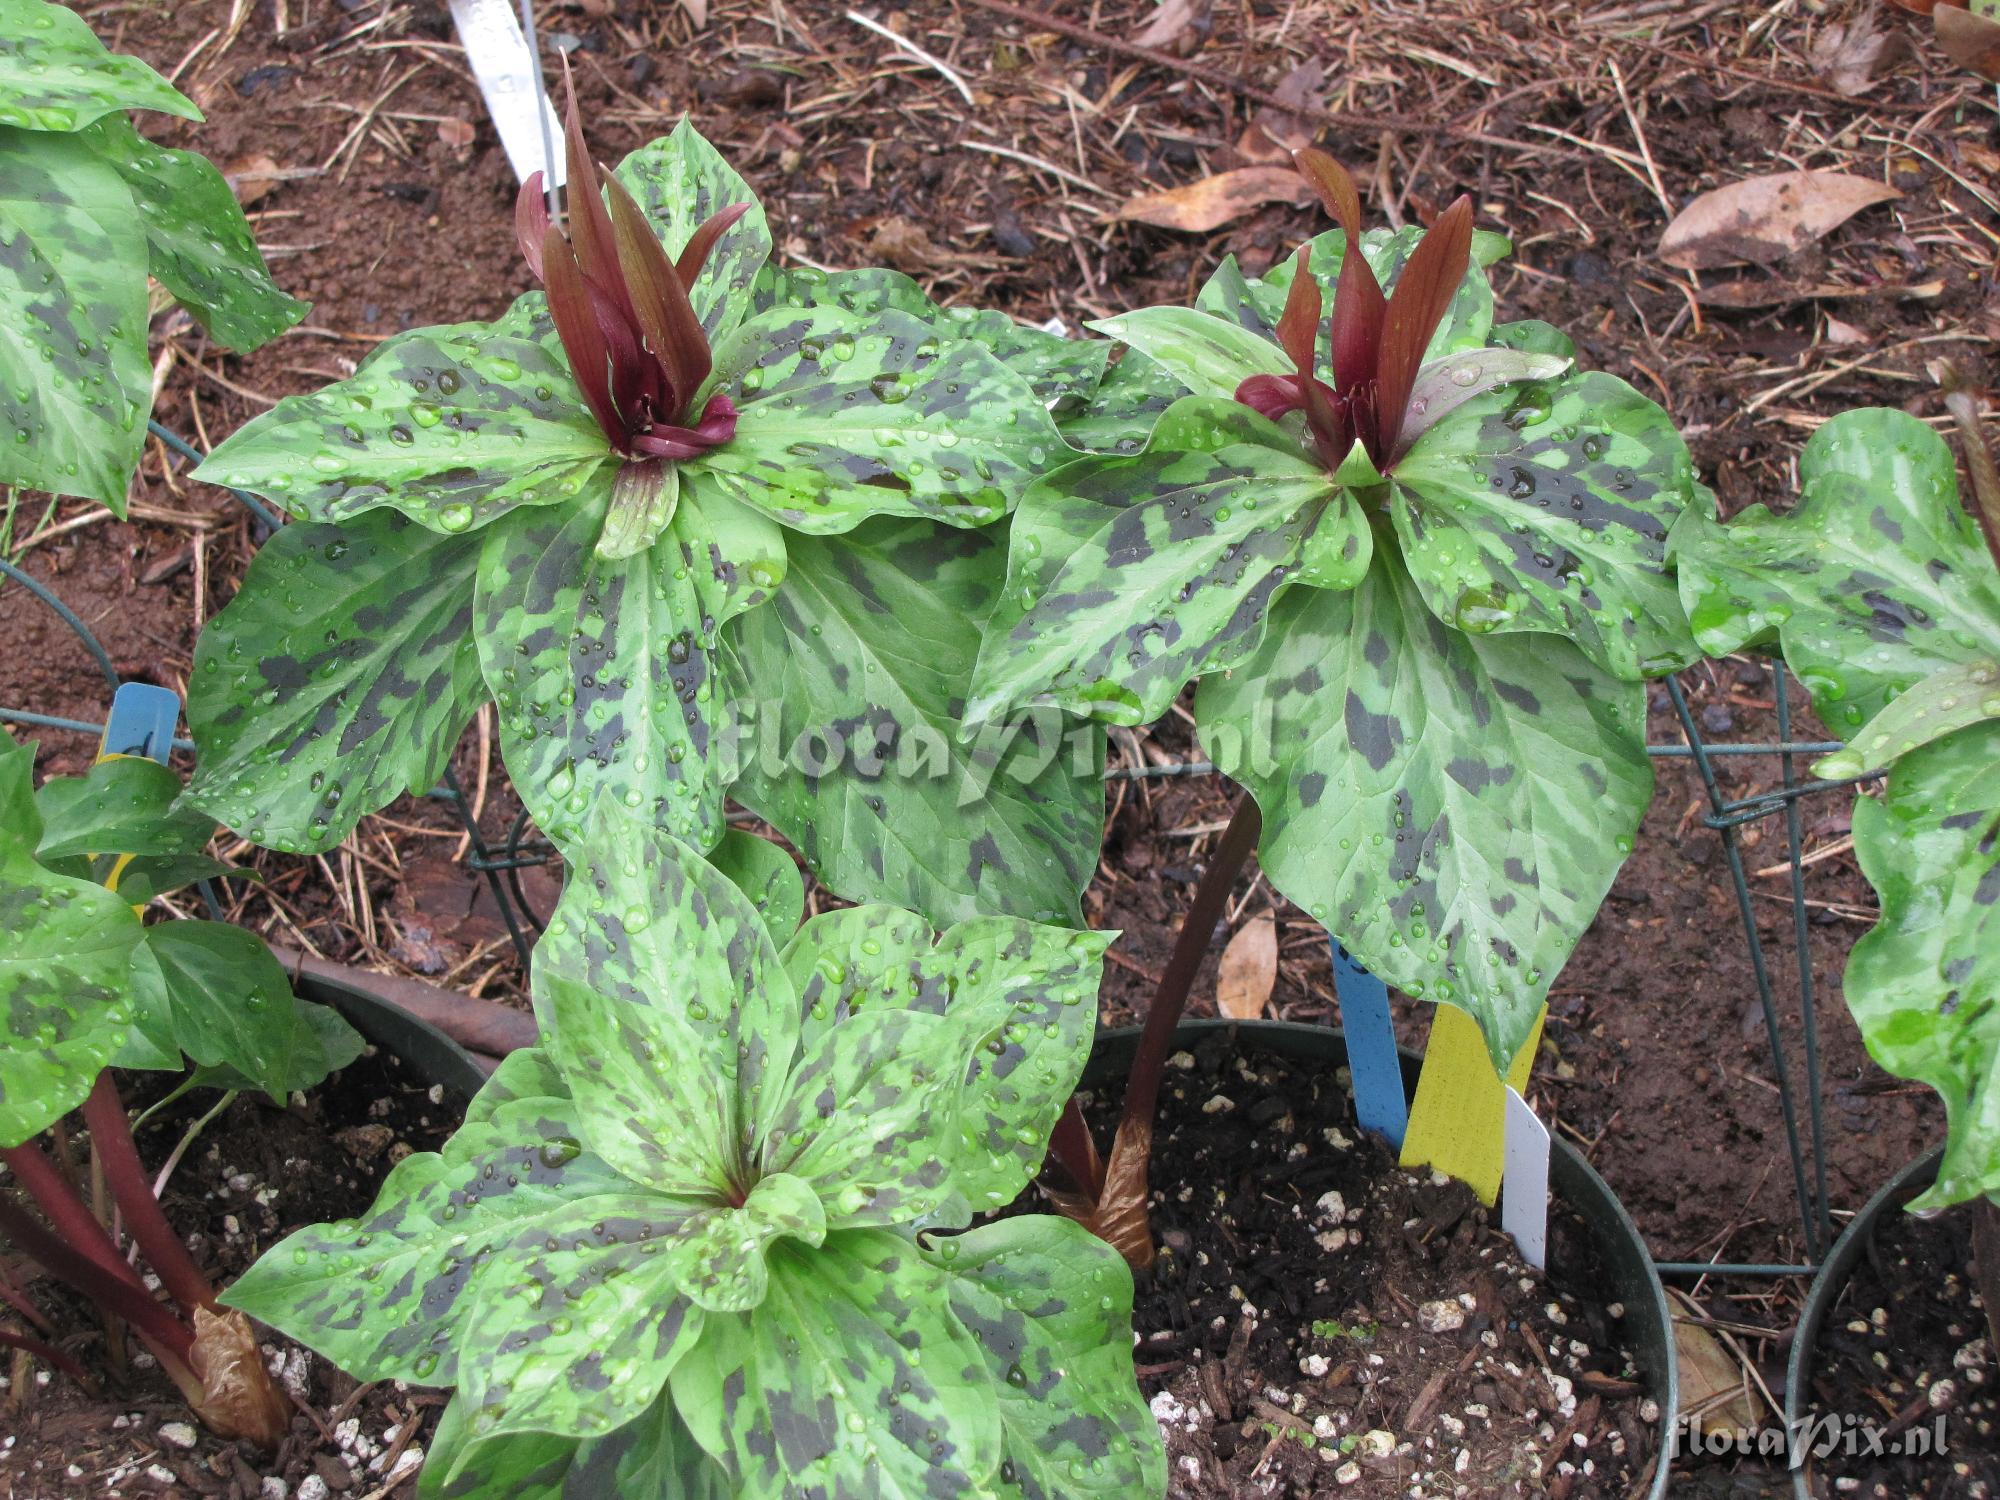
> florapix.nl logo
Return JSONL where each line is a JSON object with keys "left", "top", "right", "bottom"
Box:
{"left": 1676, "top": 1408, "right": 1951, "bottom": 1470}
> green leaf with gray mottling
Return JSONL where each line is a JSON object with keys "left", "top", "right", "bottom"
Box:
{"left": 449, "top": 1177, "right": 819, "bottom": 1446}
{"left": 531, "top": 810, "right": 793, "bottom": 1194}
{"left": 1392, "top": 368, "right": 1700, "bottom": 681}
{"left": 0, "top": 125, "right": 150, "bottom": 507}
{"left": 1845, "top": 722, "right": 2000, "bottom": 1210}
{"left": 708, "top": 830, "right": 804, "bottom": 944}
{"left": 1197, "top": 547, "right": 1652, "bottom": 1072}
{"left": 1058, "top": 347, "right": 1185, "bottom": 456}
{"left": 1815, "top": 659, "right": 2000, "bottom": 781}
{"left": 722, "top": 516, "right": 1104, "bottom": 928}
{"left": 0, "top": 0, "right": 200, "bottom": 130}
{"left": 221, "top": 1098, "right": 629, "bottom": 1383}
{"left": 672, "top": 1231, "right": 1000, "bottom": 1500}
{"left": 195, "top": 312, "right": 610, "bottom": 533}
{"left": 82, "top": 114, "right": 305, "bottom": 353}
{"left": 183, "top": 510, "right": 484, "bottom": 853}
{"left": 473, "top": 486, "right": 729, "bottom": 855}
{"left": 932, "top": 1216, "right": 1165, "bottom": 1499}
{"left": 613, "top": 120, "right": 771, "bottom": 342}
{"left": 968, "top": 397, "right": 1361, "bottom": 727}
{"left": 1086, "top": 306, "right": 1285, "bottom": 402}
{"left": 696, "top": 306, "right": 1063, "bottom": 532}
{"left": 1674, "top": 407, "right": 2000, "bottom": 736}
{"left": 421, "top": 1389, "right": 730, "bottom": 1500}
{"left": 0, "top": 830, "right": 141, "bottom": 1147}
{"left": 776, "top": 906, "right": 1109, "bottom": 1217}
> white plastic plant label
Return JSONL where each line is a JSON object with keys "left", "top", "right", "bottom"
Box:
{"left": 448, "top": 0, "right": 565, "bottom": 186}
{"left": 1502, "top": 1085, "right": 1550, "bottom": 1272}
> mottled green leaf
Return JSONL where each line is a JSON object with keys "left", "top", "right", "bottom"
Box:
{"left": 708, "top": 830, "right": 804, "bottom": 944}
{"left": 462, "top": 1045, "right": 570, "bottom": 1127}
{"left": 1087, "top": 306, "right": 1286, "bottom": 401}
{"left": 1058, "top": 347, "right": 1183, "bottom": 456}
{"left": 613, "top": 120, "right": 771, "bottom": 342}
{"left": 473, "top": 488, "right": 730, "bottom": 855}
{"left": 0, "top": 0, "right": 199, "bottom": 130}
{"left": 0, "top": 125, "right": 150, "bottom": 507}
{"left": 531, "top": 811, "right": 793, "bottom": 1195}
{"left": 1846, "top": 723, "right": 2000, "bottom": 1210}
{"left": 0, "top": 837, "right": 141, "bottom": 1145}
{"left": 1392, "top": 368, "right": 1699, "bottom": 680}
{"left": 195, "top": 309, "right": 609, "bottom": 533}
{"left": 422, "top": 1389, "right": 729, "bottom": 1500}
{"left": 1816, "top": 659, "right": 2000, "bottom": 780}
{"left": 777, "top": 907, "right": 1109, "bottom": 1216}
{"left": 697, "top": 306, "right": 1063, "bottom": 532}
{"left": 141, "top": 920, "right": 361, "bottom": 1097}
{"left": 34, "top": 755, "right": 211, "bottom": 861}
{"left": 184, "top": 510, "right": 484, "bottom": 853}
{"left": 1674, "top": 408, "right": 2000, "bottom": 735}
{"left": 222, "top": 1099, "right": 630, "bottom": 1384}
{"left": 672, "top": 1231, "right": 999, "bottom": 1499}
{"left": 1198, "top": 547, "right": 1652, "bottom": 1071}
{"left": 80, "top": 114, "right": 305, "bottom": 353}
{"left": 722, "top": 516, "right": 1104, "bottom": 927}
{"left": 969, "top": 398, "right": 1360, "bottom": 727}
{"left": 745, "top": 265, "right": 1106, "bottom": 416}
{"left": 931, "top": 1217, "right": 1165, "bottom": 1499}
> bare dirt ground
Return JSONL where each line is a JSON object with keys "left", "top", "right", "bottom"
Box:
{"left": 2, "top": 0, "right": 1995, "bottom": 1493}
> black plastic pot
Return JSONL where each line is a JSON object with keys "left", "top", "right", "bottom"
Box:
{"left": 294, "top": 967, "right": 490, "bottom": 1098}
{"left": 1784, "top": 1145, "right": 1945, "bottom": 1499}
{"left": 1086, "top": 1018, "right": 1679, "bottom": 1500}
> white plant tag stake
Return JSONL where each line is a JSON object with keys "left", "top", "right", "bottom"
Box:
{"left": 448, "top": 0, "right": 565, "bottom": 187}
{"left": 1502, "top": 1085, "right": 1550, "bottom": 1271}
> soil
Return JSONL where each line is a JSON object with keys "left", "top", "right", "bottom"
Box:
{"left": 0, "top": 1042, "right": 469, "bottom": 1498}
{"left": 1089, "top": 1026, "right": 1657, "bottom": 1498}
{"left": 1, "top": 0, "right": 1992, "bottom": 1493}
{"left": 1795, "top": 1187, "right": 2000, "bottom": 1500}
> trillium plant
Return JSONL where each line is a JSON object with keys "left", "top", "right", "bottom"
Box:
{"left": 227, "top": 813, "right": 1163, "bottom": 1498}
{"left": 1676, "top": 401, "right": 2000, "bottom": 1211}
{"left": 0, "top": 0, "right": 304, "bottom": 506}
{"left": 184, "top": 93, "right": 1106, "bottom": 928}
{"left": 969, "top": 150, "right": 1704, "bottom": 1261}
{"left": 0, "top": 737, "right": 361, "bottom": 1444}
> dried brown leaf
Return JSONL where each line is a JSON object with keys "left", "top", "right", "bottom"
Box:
{"left": 1043, "top": 1113, "right": 1155, "bottom": 1270}
{"left": 188, "top": 1306, "right": 290, "bottom": 1450}
{"left": 1659, "top": 171, "right": 1901, "bottom": 270}
{"left": 1132, "top": 0, "right": 1207, "bottom": 52}
{"left": 222, "top": 152, "right": 284, "bottom": 208}
{"left": 437, "top": 116, "right": 477, "bottom": 151}
{"left": 1216, "top": 914, "right": 1277, "bottom": 1020}
{"left": 1117, "top": 166, "right": 1313, "bottom": 233}
{"left": 1938, "top": 3, "right": 2000, "bottom": 79}
{"left": 1671, "top": 1302, "right": 1764, "bottom": 1439}
{"left": 1809, "top": 13, "right": 1908, "bottom": 94}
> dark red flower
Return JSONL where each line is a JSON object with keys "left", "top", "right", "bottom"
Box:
{"left": 1236, "top": 149, "right": 1472, "bottom": 475}
{"left": 516, "top": 84, "right": 746, "bottom": 462}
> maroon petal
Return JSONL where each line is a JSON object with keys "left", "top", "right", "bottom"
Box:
{"left": 542, "top": 228, "right": 625, "bottom": 450}
{"left": 629, "top": 394, "right": 737, "bottom": 460}
{"left": 560, "top": 71, "right": 635, "bottom": 332}
{"left": 1293, "top": 148, "right": 1363, "bottom": 241}
{"left": 1236, "top": 372, "right": 1305, "bottom": 422}
{"left": 675, "top": 202, "right": 752, "bottom": 289}
{"left": 604, "top": 174, "right": 713, "bottom": 420}
{"left": 1273, "top": 246, "right": 1320, "bottom": 382}
{"left": 1373, "top": 195, "right": 1473, "bottom": 467}
{"left": 515, "top": 171, "right": 550, "bottom": 282}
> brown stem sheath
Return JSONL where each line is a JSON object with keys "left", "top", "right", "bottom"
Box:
{"left": 80, "top": 1074, "right": 215, "bottom": 1316}
{"left": 1941, "top": 388, "right": 2000, "bottom": 579}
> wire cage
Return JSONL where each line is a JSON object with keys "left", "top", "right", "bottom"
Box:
{"left": 0, "top": 430, "right": 1853, "bottom": 1284}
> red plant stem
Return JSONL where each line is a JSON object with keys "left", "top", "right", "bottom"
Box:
{"left": 1118, "top": 795, "right": 1264, "bottom": 1135}
{"left": 0, "top": 1323, "right": 93, "bottom": 1385}
{"left": 0, "top": 1193, "right": 193, "bottom": 1367}
{"left": 80, "top": 1074, "right": 214, "bottom": 1316}
{"left": 0, "top": 1262, "right": 55, "bottom": 1336}
{"left": 2, "top": 1142, "right": 133, "bottom": 1285}
{"left": 1942, "top": 388, "right": 2000, "bottom": 578}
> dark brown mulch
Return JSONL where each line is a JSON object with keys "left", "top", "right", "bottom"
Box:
{"left": 1096, "top": 1027, "right": 1657, "bottom": 1498}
